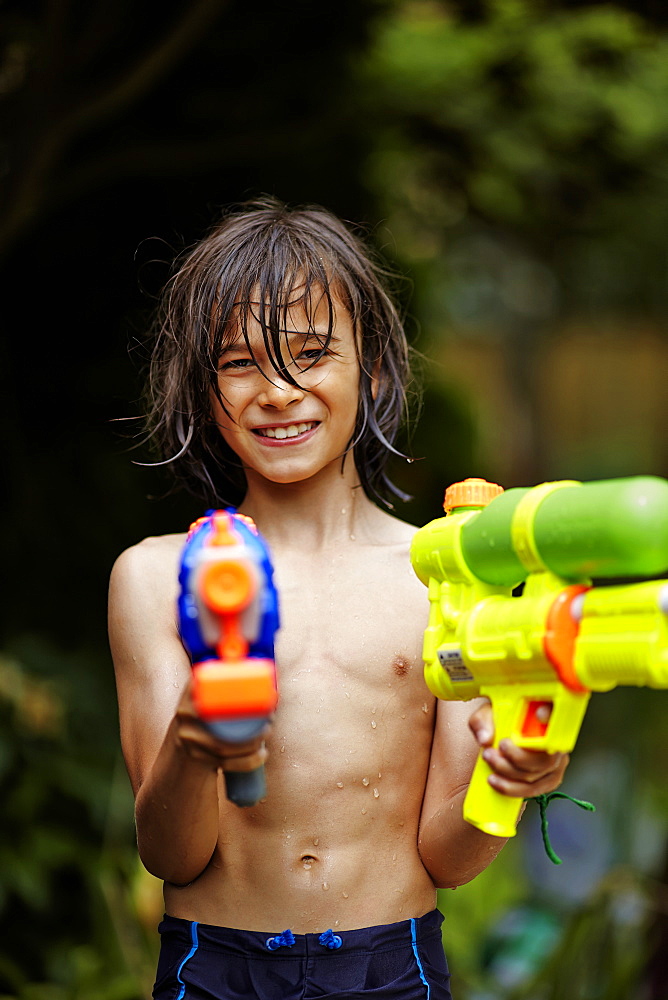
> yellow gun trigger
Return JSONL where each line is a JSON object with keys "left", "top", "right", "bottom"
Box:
{"left": 511, "top": 481, "right": 581, "bottom": 575}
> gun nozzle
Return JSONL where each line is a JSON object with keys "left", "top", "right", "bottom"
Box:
{"left": 443, "top": 478, "right": 504, "bottom": 513}
{"left": 201, "top": 559, "right": 256, "bottom": 613}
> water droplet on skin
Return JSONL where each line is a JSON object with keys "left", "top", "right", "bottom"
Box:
{"left": 280, "top": 745, "right": 286, "bottom": 752}
{"left": 362, "top": 777, "right": 370, "bottom": 786}
{"left": 313, "top": 837, "right": 319, "bottom": 846}
{"left": 373, "top": 788, "right": 380, "bottom": 798}
{"left": 342, "top": 891, "right": 349, "bottom": 899}
{"left": 345, "top": 691, "right": 351, "bottom": 698}
{"left": 371, "top": 708, "right": 376, "bottom": 714}
{"left": 322, "top": 882, "right": 330, "bottom": 891}
{"left": 361, "top": 808, "right": 367, "bottom": 815}
{"left": 303, "top": 863, "right": 312, "bottom": 870}
{"left": 378, "top": 772, "right": 382, "bottom": 779}
{"left": 371, "top": 720, "right": 377, "bottom": 729}
{"left": 336, "top": 782, "right": 344, "bottom": 788}
{"left": 421, "top": 704, "right": 429, "bottom": 713}
{"left": 350, "top": 534, "right": 356, "bottom": 541}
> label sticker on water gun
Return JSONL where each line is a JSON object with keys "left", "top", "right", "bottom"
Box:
{"left": 437, "top": 646, "right": 475, "bottom": 683}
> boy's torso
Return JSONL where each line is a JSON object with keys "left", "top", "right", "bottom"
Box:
{"left": 147, "top": 519, "right": 438, "bottom": 933}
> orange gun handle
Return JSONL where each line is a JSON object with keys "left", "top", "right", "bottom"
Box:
{"left": 192, "top": 659, "right": 276, "bottom": 807}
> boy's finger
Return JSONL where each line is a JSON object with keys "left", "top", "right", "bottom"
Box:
{"left": 487, "top": 765, "right": 567, "bottom": 799}
{"left": 484, "top": 745, "right": 567, "bottom": 782}
{"left": 495, "top": 739, "right": 565, "bottom": 774}
{"left": 468, "top": 701, "right": 494, "bottom": 746}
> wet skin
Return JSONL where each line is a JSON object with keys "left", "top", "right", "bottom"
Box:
{"left": 109, "top": 292, "right": 569, "bottom": 933}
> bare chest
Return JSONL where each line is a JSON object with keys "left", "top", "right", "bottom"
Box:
{"left": 275, "top": 543, "right": 426, "bottom": 670}
{"left": 269, "top": 548, "right": 432, "bottom": 755}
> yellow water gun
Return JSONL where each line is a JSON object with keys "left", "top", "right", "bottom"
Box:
{"left": 411, "top": 476, "right": 668, "bottom": 839}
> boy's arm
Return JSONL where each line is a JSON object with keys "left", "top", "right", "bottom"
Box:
{"left": 417, "top": 699, "right": 569, "bottom": 888}
{"left": 108, "top": 539, "right": 266, "bottom": 886}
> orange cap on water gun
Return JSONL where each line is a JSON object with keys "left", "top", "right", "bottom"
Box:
{"left": 443, "top": 478, "right": 504, "bottom": 513}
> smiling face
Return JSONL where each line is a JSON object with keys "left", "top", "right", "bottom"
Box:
{"left": 211, "top": 287, "right": 366, "bottom": 492}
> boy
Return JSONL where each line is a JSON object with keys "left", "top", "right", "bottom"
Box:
{"left": 109, "top": 197, "right": 569, "bottom": 999}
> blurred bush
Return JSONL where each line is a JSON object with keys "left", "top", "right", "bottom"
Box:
{"left": 0, "top": 642, "right": 159, "bottom": 999}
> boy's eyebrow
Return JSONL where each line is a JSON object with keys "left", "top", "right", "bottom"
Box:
{"left": 218, "top": 331, "right": 340, "bottom": 356}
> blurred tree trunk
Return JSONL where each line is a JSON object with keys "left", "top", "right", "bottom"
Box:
{"left": 0, "top": 0, "right": 227, "bottom": 259}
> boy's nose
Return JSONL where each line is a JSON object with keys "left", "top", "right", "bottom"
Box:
{"left": 257, "top": 374, "right": 305, "bottom": 408}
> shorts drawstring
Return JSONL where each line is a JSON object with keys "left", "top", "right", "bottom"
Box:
{"left": 318, "top": 929, "right": 343, "bottom": 949}
{"left": 266, "top": 929, "right": 296, "bottom": 950}
{"left": 264, "top": 928, "right": 343, "bottom": 951}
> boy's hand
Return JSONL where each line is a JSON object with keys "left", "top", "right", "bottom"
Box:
{"left": 468, "top": 701, "right": 569, "bottom": 799}
{"left": 174, "top": 681, "right": 270, "bottom": 773}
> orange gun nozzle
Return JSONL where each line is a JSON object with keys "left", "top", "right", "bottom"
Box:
{"left": 201, "top": 559, "right": 255, "bottom": 614}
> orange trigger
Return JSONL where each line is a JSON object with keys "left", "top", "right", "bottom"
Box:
{"left": 521, "top": 700, "right": 553, "bottom": 738}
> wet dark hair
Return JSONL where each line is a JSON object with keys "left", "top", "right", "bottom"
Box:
{"left": 143, "top": 196, "right": 416, "bottom": 507}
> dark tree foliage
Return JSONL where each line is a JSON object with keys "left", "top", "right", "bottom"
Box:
{"left": 0, "top": 0, "right": 388, "bottom": 648}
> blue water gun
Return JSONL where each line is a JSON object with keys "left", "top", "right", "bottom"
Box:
{"left": 178, "top": 510, "right": 280, "bottom": 807}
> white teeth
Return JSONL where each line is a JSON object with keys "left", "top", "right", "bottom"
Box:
{"left": 259, "top": 422, "right": 315, "bottom": 439}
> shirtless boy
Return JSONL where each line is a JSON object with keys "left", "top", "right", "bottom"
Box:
{"left": 109, "top": 197, "right": 569, "bottom": 999}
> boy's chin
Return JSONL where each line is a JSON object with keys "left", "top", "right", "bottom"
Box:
{"left": 251, "top": 466, "right": 332, "bottom": 489}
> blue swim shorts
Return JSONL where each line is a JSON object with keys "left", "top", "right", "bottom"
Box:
{"left": 153, "top": 908, "right": 452, "bottom": 999}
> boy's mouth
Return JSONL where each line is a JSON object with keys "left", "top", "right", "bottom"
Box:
{"left": 253, "top": 421, "right": 319, "bottom": 441}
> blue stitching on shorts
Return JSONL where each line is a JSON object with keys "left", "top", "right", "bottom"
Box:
{"left": 175, "top": 921, "right": 199, "bottom": 1000}
{"left": 410, "top": 918, "right": 431, "bottom": 999}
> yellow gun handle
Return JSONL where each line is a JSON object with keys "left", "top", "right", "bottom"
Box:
{"left": 463, "top": 754, "right": 526, "bottom": 838}
{"left": 462, "top": 683, "right": 591, "bottom": 838}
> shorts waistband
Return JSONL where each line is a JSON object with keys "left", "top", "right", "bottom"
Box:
{"left": 158, "top": 909, "right": 444, "bottom": 959}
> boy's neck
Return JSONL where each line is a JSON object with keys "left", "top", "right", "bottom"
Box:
{"left": 237, "top": 465, "right": 389, "bottom": 552}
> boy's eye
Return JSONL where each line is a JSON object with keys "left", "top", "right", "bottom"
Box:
{"left": 220, "top": 357, "right": 256, "bottom": 372}
{"left": 296, "top": 348, "right": 328, "bottom": 366}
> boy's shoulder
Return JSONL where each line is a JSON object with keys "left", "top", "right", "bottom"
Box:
{"left": 110, "top": 531, "right": 187, "bottom": 606}
{"left": 113, "top": 531, "right": 187, "bottom": 570}
{"left": 366, "top": 506, "right": 420, "bottom": 547}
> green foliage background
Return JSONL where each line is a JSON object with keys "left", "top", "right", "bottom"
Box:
{"left": 1, "top": 1, "right": 668, "bottom": 997}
